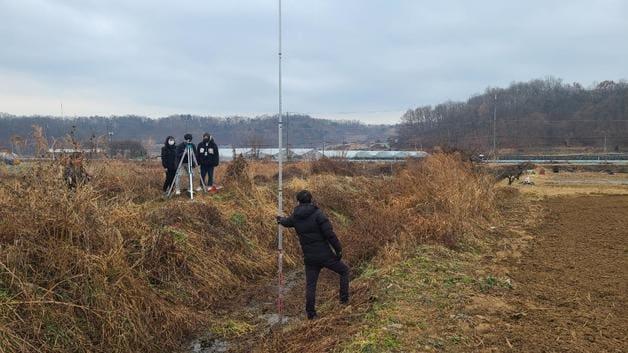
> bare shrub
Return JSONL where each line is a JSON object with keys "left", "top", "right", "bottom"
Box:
{"left": 310, "top": 157, "right": 357, "bottom": 176}
{"left": 31, "top": 125, "right": 48, "bottom": 157}
{"left": 273, "top": 163, "right": 309, "bottom": 181}
{"left": 223, "top": 154, "right": 250, "bottom": 187}
{"left": 253, "top": 174, "right": 270, "bottom": 185}
{"left": 495, "top": 162, "right": 535, "bottom": 185}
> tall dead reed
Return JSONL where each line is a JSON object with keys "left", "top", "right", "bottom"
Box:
{"left": 0, "top": 153, "right": 496, "bottom": 353}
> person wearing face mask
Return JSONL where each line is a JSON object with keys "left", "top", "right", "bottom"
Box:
{"left": 161, "top": 136, "right": 178, "bottom": 193}
{"left": 196, "top": 132, "right": 220, "bottom": 189}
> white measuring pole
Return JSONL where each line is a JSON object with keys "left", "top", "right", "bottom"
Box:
{"left": 188, "top": 145, "right": 194, "bottom": 200}
{"left": 276, "top": 0, "right": 285, "bottom": 326}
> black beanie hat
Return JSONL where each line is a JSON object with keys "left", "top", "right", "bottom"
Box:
{"left": 296, "top": 190, "right": 312, "bottom": 204}
{"left": 184, "top": 133, "right": 193, "bottom": 141}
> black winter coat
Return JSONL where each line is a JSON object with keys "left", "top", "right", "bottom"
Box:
{"left": 161, "top": 138, "right": 178, "bottom": 170}
{"left": 278, "top": 203, "right": 342, "bottom": 265}
{"left": 196, "top": 139, "right": 219, "bottom": 166}
{"left": 176, "top": 142, "right": 197, "bottom": 166}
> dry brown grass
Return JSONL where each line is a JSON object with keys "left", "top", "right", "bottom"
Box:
{"left": 252, "top": 153, "right": 498, "bottom": 352}
{"left": 0, "top": 160, "right": 280, "bottom": 353}
{"left": 310, "top": 157, "right": 357, "bottom": 176}
{"left": 0, "top": 153, "right": 497, "bottom": 353}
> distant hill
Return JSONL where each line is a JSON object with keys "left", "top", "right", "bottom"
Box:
{"left": 0, "top": 113, "right": 393, "bottom": 153}
{"left": 396, "top": 78, "right": 628, "bottom": 152}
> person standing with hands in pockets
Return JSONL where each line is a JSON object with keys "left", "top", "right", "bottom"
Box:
{"left": 160, "top": 136, "right": 178, "bottom": 194}
{"left": 197, "top": 132, "right": 219, "bottom": 190}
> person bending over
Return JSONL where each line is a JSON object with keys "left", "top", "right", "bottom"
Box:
{"left": 277, "top": 190, "right": 349, "bottom": 319}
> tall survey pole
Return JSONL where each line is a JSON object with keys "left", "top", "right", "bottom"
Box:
{"left": 286, "top": 112, "right": 290, "bottom": 161}
{"left": 492, "top": 93, "right": 497, "bottom": 160}
{"left": 276, "top": 0, "right": 285, "bottom": 326}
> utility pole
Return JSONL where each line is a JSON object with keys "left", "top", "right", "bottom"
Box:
{"left": 106, "top": 120, "right": 114, "bottom": 157}
{"left": 276, "top": 0, "right": 285, "bottom": 327}
{"left": 492, "top": 93, "right": 497, "bottom": 160}
{"left": 106, "top": 121, "right": 113, "bottom": 144}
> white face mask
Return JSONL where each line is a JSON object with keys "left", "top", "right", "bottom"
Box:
{"left": 168, "top": 140, "right": 175, "bottom": 145}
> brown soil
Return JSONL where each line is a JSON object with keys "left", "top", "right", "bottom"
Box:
{"left": 484, "top": 195, "right": 628, "bottom": 352}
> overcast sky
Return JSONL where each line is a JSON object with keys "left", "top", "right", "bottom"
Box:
{"left": 1, "top": 0, "right": 627, "bottom": 124}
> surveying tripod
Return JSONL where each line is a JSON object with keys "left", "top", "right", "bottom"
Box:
{"left": 166, "top": 142, "right": 207, "bottom": 200}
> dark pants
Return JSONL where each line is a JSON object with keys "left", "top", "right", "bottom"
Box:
{"left": 200, "top": 165, "right": 214, "bottom": 186}
{"left": 305, "top": 258, "right": 349, "bottom": 318}
{"left": 163, "top": 168, "right": 176, "bottom": 192}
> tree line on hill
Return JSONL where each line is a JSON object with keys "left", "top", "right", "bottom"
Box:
{"left": 3, "top": 77, "right": 627, "bottom": 156}
{"left": 0, "top": 113, "right": 392, "bottom": 155}
{"left": 395, "top": 78, "right": 628, "bottom": 153}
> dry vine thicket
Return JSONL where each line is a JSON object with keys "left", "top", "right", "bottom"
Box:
{"left": 0, "top": 154, "right": 497, "bottom": 353}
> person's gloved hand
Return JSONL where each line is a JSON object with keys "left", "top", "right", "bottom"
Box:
{"left": 275, "top": 216, "right": 282, "bottom": 224}
{"left": 336, "top": 250, "right": 343, "bottom": 260}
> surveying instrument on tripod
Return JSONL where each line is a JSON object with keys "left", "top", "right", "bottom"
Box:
{"left": 166, "top": 134, "right": 207, "bottom": 200}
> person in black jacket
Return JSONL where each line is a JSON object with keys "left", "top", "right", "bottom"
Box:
{"left": 174, "top": 133, "right": 198, "bottom": 193}
{"left": 160, "top": 136, "right": 178, "bottom": 192}
{"left": 196, "top": 132, "right": 219, "bottom": 187}
{"left": 277, "top": 190, "right": 349, "bottom": 319}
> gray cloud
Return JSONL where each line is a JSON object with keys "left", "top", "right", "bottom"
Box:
{"left": 1, "top": 0, "right": 626, "bottom": 123}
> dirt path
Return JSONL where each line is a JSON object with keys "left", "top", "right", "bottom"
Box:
{"left": 486, "top": 195, "right": 628, "bottom": 352}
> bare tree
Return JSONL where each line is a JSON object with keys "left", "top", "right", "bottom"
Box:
{"left": 246, "top": 132, "right": 265, "bottom": 159}
{"left": 31, "top": 125, "right": 48, "bottom": 157}
{"left": 10, "top": 135, "right": 27, "bottom": 155}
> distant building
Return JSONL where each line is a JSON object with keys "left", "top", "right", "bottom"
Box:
{"left": 346, "top": 150, "right": 428, "bottom": 160}
{"left": 368, "top": 142, "right": 391, "bottom": 150}
{"left": 243, "top": 149, "right": 272, "bottom": 160}
{"left": 48, "top": 148, "right": 104, "bottom": 154}
{"left": 301, "top": 149, "right": 324, "bottom": 161}
{"left": 271, "top": 149, "right": 300, "bottom": 161}
{"left": 46, "top": 148, "right": 105, "bottom": 160}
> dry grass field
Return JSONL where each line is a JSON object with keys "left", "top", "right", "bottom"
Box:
{"left": 507, "top": 170, "right": 628, "bottom": 196}
{"left": 1, "top": 157, "right": 625, "bottom": 353}
{"left": 0, "top": 154, "right": 497, "bottom": 353}
{"left": 333, "top": 168, "right": 628, "bottom": 353}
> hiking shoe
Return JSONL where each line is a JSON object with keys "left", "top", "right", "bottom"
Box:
{"left": 175, "top": 190, "right": 181, "bottom": 195}
{"left": 195, "top": 187, "right": 202, "bottom": 192}
{"left": 307, "top": 314, "right": 319, "bottom": 320}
